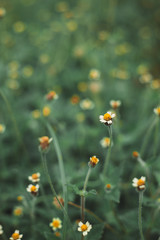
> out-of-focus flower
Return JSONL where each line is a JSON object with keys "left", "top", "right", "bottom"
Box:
{"left": 76, "top": 112, "right": 85, "bottom": 123}
{"left": 0, "top": 8, "right": 6, "bottom": 18}
{"left": 22, "top": 66, "right": 33, "bottom": 77}
{"left": 100, "top": 137, "right": 110, "bottom": 148}
{"left": 0, "top": 124, "right": 6, "bottom": 134}
{"left": 110, "top": 100, "right": 121, "bottom": 110}
{"left": 89, "top": 81, "right": 102, "bottom": 93}
{"left": 17, "top": 196, "right": 23, "bottom": 202}
{"left": 132, "top": 151, "right": 139, "bottom": 158}
{"left": 151, "top": 80, "right": 160, "bottom": 89}
{"left": 77, "top": 82, "right": 87, "bottom": 92}
{"left": 139, "top": 73, "right": 152, "bottom": 84}
{"left": 32, "top": 110, "right": 41, "bottom": 119}
{"left": 98, "top": 31, "right": 110, "bottom": 41}
{"left": 53, "top": 196, "right": 64, "bottom": 209}
{"left": 54, "top": 232, "right": 61, "bottom": 237}
{"left": 137, "top": 65, "right": 148, "bottom": 75}
{"left": 50, "top": 218, "right": 62, "bottom": 231}
{"left": 110, "top": 69, "right": 129, "bottom": 80}
{"left": 132, "top": 176, "right": 146, "bottom": 191}
{"left": 56, "top": 2, "right": 68, "bottom": 12}
{"left": 28, "top": 173, "right": 40, "bottom": 183}
{"left": 7, "top": 80, "right": 19, "bottom": 90}
{"left": 105, "top": 184, "right": 112, "bottom": 192}
{"left": 89, "top": 69, "right": 100, "bottom": 80}
{"left": 26, "top": 184, "right": 39, "bottom": 196}
{"left": 39, "top": 136, "right": 52, "bottom": 151}
{"left": 89, "top": 156, "right": 99, "bottom": 167}
{"left": 40, "top": 54, "right": 50, "bottom": 64}
{"left": 78, "top": 221, "right": 92, "bottom": 236}
{"left": 70, "top": 95, "right": 80, "bottom": 105}
{"left": 0, "top": 225, "right": 3, "bottom": 235}
{"left": 66, "top": 21, "right": 77, "bottom": 31}
{"left": 80, "top": 99, "right": 94, "bottom": 110}
{"left": 114, "top": 43, "right": 131, "bottom": 55}
{"left": 99, "top": 111, "right": 116, "bottom": 125}
{"left": 13, "top": 21, "right": 26, "bottom": 33}
{"left": 13, "top": 207, "right": 23, "bottom": 216}
{"left": 10, "top": 230, "right": 23, "bottom": 240}
{"left": 46, "top": 91, "right": 58, "bottom": 101}
{"left": 43, "top": 106, "right": 51, "bottom": 116}
{"left": 73, "top": 46, "right": 85, "bottom": 58}
{"left": 154, "top": 106, "right": 160, "bottom": 116}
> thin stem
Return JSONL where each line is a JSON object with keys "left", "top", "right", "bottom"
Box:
{"left": 138, "top": 191, "right": 145, "bottom": 240}
{"left": 103, "top": 126, "right": 112, "bottom": 175}
{"left": 153, "top": 118, "right": 159, "bottom": 157}
{"left": 40, "top": 152, "right": 77, "bottom": 240}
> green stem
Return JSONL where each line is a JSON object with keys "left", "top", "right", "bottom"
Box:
{"left": 103, "top": 126, "right": 112, "bottom": 175}
{"left": 138, "top": 191, "right": 145, "bottom": 240}
{"left": 40, "top": 152, "right": 77, "bottom": 240}
{"left": 153, "top": 118, "right": 159, "bottom": 157}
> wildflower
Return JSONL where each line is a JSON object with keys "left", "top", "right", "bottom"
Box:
{"left": 53, "top": 196, "right": 64, "bottom": 209}
{"left": 66, "top": 21, "right": 77, "bottom": 32}
{"left": 100, "top": 137, "right": 110, "bottom": 148}
{"left": 80, "top": 99, "right": 94, "bottom": 110}
{"left": 10, "top": 230, "right": 23, "bottom": 240}
{"left": 89, "top": 69, "right": 100, "bottom": 80}
{"left": 139, "top": 73, "right": 152, "bottom": 84}
{"left": 32, "top": 109, "right": 41, "bottom": 119}
{"left": 89, "top": 81, "right": 102, "bottom": 93}
{"left": 105, "top": 184, "right": 112, "bottom": 192}
{"left": 76, "top": 112, "right": 85, "bottom": 122}
{"left": 110, "top": 100, "right": 121, "bottom": 110}
{"left": 89, "top": 156, "right": 99, "bottom": 167}
{"left": 0, "top": 124, "right": 5, "bottom": 134}
{"left": 26, "top": 184, "right": 39, "bottom": 196}
{"left": 78, "top": 221, "right": 92, "bottom": 236}
{"left": 77, "top": 82, "right": 87, "bottom": 92}
{"left": 49, "top": 218, "right": 62, "bottom": 231}
{"left": 0, "top": 225, "right": 3, "bottom": 235}
{"left": 70, "top": 95, "right": 80, "bottom": 105}
{"left": 0, "top": 8, "right": 6, "bottom": 18}
{"left": 28, "top": 173, "right": 40, "bottom": 183}
{"left": 54, "top": 232, "right": 61, "bottom": 237}
{"left": 13, "top": 21, "right": 26, "bottom": 33}
{"left": 99, "top": 111, "right": 116, "bottom": 125}
{"left": 151, "top": 80, "right": 160, "bottom": 89}
{"left": 43, "top": 106, "right": 51, "bottom": 117}
{"left": 132, "top": 176, "right": 146, "bottom": 191}
{"left": 40, "top": 54, "right": 50, "bottom": 64}
{"left": 46, "top": 91, "right": 58, "bottom": 101}
{"left": 39, "top": 136, "right": 52, "bottom": 151}
{"left": 132, "top": 151, "right": 139, "bottom": 158}
{"left": 13, "top": 207, "right": 23, "bottom": 216}
{"left": 17, "top": 196, "right": 23, "bottom": 202}
{"left": 22, "top": 66, "right": 33, "bottom": 77}
{"left": 154, "top": 106, "right": 160, "bottom": 116}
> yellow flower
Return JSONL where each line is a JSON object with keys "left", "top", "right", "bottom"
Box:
{"left": 77, "top": 82, "right": 87, "bottom": 92}
{"left": 28, "top": 173, "right": 40, "bottom": 183}
{"left": 0, "top": 124, "right": 5, "bottom": 134}
{"left": 13, "top": 207, "right": 23, "bottom": 216}
{"left": 110, "top": 100, "right": 121, "bottom": 110}
{"left": 70, "top": 95, "right": 80, "bottom": 105}
{"left": 89, "top": 156, "right": 99, "bottom": 167}
{"left": 78, "top": 221, "right": 92, "bottom": 236}
{"left": 32, "top": 110, "right": 41, "bottom": 119}
{"left": 89, "top": 69, "right": 100, "bottom": 80}
{"left": 39, "top": 136, "right": 52, "bottom": 151}
{"left": 13, "top": 21, "right": 26, "bottom": 33}
{"left": 0, "top": 8, "right": 6, "bottom": 18}
{"left": 66, "top": 21, "right": 77, "bottom": 32}
{"left": 106, "top": 183, "right": 111, "bottom": 189}
{"left": 132, "top": 176, "right": 146, "bottom": 191}
{"left": 99, "top": 111, "right": 116, "bottom": 125}
{"left": 26, "top": 184, "right": 39, "bottom": 196}
{"left": 22, "top": 66, "right": 33, "bottom": 77}
{"left": 49, "top": 218, "right": 62, "bottom": 231}
{"left": 139, "top": 73, "right": 152, "bottom": 84}
{"left": 46, "top": 91, "right": 58, "bottom": 101}
{"left": 10, "top": 230, "right": 23, "bottom": 240}
{"left": 154, "top": 106, "right": 160, "bottom": 116}
{"left": 132, "top": 151, "right": 139, "bottom": 158}
{"left": 43, "top": 106, "right": 51, "bottom": 117}
{"left": 0, "top": 225, "right": 3, "bottom": 235}
{"left": 80, "top": 99, "right": 94, "bottom": 110}
{"left": 40, "top": 54, "right": 50, "bottom": 64}
{"left": 100, "top": 137, "right": 110, "bottom": 148}
{"left": 17, "top": 196, "right": 23, "bottom": 202}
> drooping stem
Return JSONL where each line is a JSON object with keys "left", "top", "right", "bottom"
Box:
{"left": 103, "top": 125, "right": 112, "bottom": 175}
{"left": 138, "top": 191, "right": 145, "bottom": 240}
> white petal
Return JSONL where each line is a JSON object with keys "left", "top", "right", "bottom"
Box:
{"left": 132, "top": 178, "right": 138, "bottom": 183}
{"left": 19, "top": 234, "right": 23, "bottom": 238}
{"left": 78, "top": 227, "right": 82, "bottom": 232}
{"left": 107, "top": 120, "right": 112, "bottom": 124}
{"left": 139, "top": 185, "right": 145, "bottom": 189}
{"left": 86, "top": 222, "right": 90, "bottom": 227}
{"left": 83, "top": 231, "right": 88, "bottom": 236}
{"left": 107, "top": 111, "right": 111, "bottom": 115}
{"left": 99, "top": 115, "right": 104, "bottom": 120}
{"left": 111, "top": 113, "right": 116, "bottom": 118}
{"left": 132, "top": 183, "right": 137, "bottom": 187}
{"left": 15, "top": 230, "right": 19, "bottom": 234}
{"left": 78, "top": 221, "right": 83, "bottom": 227}
{"left": 141, "top": 176, "right": 146, "bottom": 181}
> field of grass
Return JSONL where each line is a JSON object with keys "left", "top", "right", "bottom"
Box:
{"left": 0, "top": 0, "right": 160, "bottom": 239}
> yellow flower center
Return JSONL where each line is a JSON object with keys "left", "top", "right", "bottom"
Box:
{"left": 103, "top": 113, "right": 112, "bottom": 121}
{"left": 105, "top": 138, "right": 110, "bottom": 144}
{"left": 52, "top": 220, "right": 60, "bottom": 228}
{"left": 32, "top": 173, "right": 38, "bottom": 180}
{"left": 81, "top": 224, "right": 88, "bottom": 231}
{"left": 31, "top": 185, "right": 37, "bottom": 192}
{"left": 157, "top": 108, "right": 160, "bottom": 115}
{"left": 106, "top": 184, "right": 111, "bottom": 189}
{"left": 132, "top": 151, "right": 139, "bottom": 158}
{"left": 39, "top": 136, "right": 50, "bottom": 149}
{"left": 90, "top": 156, "right": 98, "bottom": 165}
{"left": 11, "top": 233, "right": 20, "bottom": 240}
{"left": 137, "top": 179, "right": 145, "bottom": 186}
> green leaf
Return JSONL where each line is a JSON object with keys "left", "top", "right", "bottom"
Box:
{"left": 88, "top": 223, "right": 105, "bottom": 240}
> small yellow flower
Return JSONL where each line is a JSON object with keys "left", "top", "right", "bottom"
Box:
{"left": 132, "top": 176, "right": 146, "bottom": 191}
{"left": 0, "top": 225, "right": 3, "bottom": 235}
{"left": 78, "top": 221, "right": 92, "bottom": 236}
{"left": 70, "top": 95, "right": 80, "bottom": 105}
{"left": 66, "top": 21, "right": 77, "bottom": 32}
{"left": 28, "top": 173, "right": 40, "bottom": 183}
{"left": 10, "top": 230, "right": 23, "bottom": 240}
{"left": 151, "top": 80, "right": 160, "bottom": 89}
{"left": 39, "top": 136, "right": 52, "bottom": 151}
{"left": 40, "top": 54, "right": 50, "bottom": 64}
{"left": 0, "top": 8, "right": 6, "bottom": 18}
{"left": 43, "top": 106, "right": 51, "bottom": 117}
{"left": 139, "top": 73, "right": 152, "bottom": 84}
{"left": 80, "top": 99, "right": 94, "bottom": 110}
{"left": 13, "top": 207, "right": 23, "bottom": 216}
{"left": 53, "top": 196, "right": 64, "bottom": 209}
{"left": 22, "top": 66, "right": 33, "bottom": 77}
{"left": 132, "top": 151, "right": 139, "bottom": 158}
{"left": 100, "top": 137, "right": 110, "bottom": 148}
{"left": 89, "top": 156, "right": 99, "bottom": 167}
{"left": 77, "top": 82, "right": 87, "bottom": 92}
{"left": 17, "top": 196, "right": 23, "bottom": 202}
{"left": 26, "top": 184, "right": 39, "bottom": 196}
{"left": 49, "top": 218, "right": 62, "bottom": 231}
{"left": 154, "top": 106, "right": 160, "bottom": 116}
{"left": 106, "top": 183, "right": 111, "bottom": 189}
{"left": 46, "top": 91, "right": 58, "bottom": 101}
{"left": 99, "top": 111, "right": 116, "bottom": 125}
{"left": 89, "top": 69, "right": 100, "bottom": 80}
{"left": 13, "top": 21, "right": 26, "bottom": 33}
{"left": 0, "top": 124, "right": 5, "bottom": 134}
{"left": 89, "top": 82, "right": 102, "bottom": 93}
{"left": 110, "top": 100, "right": 121, "bottom": 110}
{"left": 32, "top": 110, "right": 41, "bottom": 119}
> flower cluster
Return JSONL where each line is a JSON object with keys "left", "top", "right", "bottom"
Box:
{"left": 27, "top": 172, "right": 40, "bottom": 196}
{"left": 50, "top": 218, "right": 62, "bottom": 237}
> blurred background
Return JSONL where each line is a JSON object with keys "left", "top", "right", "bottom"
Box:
{"left": 0, "top": 0, "right": 160, "bottom": 239}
